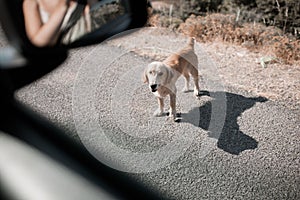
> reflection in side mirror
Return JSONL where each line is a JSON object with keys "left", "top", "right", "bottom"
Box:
{"left": 22, "top": 0, "right": 128, "bottom": 47}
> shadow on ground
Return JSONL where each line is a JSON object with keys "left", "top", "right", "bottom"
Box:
{"left": 181, "top": 91, "right": 268, "bottom": 155}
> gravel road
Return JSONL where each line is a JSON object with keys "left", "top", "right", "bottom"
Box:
{"left": 1, "top": 27, "right": 299, "bottom": 199}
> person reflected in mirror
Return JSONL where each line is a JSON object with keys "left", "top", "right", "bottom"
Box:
{"left": 23, "top": 0, "right": 96, "bottom": 47}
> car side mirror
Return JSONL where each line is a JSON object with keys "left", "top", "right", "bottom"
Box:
{"left": 0, "top": 0, "right": 148, "bottom": 56}
{"left": 0, "top": 0, "right": 148, "bottom": 90}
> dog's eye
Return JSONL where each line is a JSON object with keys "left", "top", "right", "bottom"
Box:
{"left": 158, "top": 72, "right": 163, "bottom": 76}
{"left": 149, "top": 71, "right": 153, "bottom": 75}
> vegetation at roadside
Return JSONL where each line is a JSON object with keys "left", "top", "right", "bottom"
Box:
{"left": 147, "top": 0, "right": 300, "bottom": 64}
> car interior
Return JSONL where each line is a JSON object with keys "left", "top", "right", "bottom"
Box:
{"left": 0, "top": 0, "right": 165, "bottom": 199}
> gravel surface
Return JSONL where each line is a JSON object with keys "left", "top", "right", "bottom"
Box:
{"left": 1, "top": 26, "right": 299, "bottom": 199}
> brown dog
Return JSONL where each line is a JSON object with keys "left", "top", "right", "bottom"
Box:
{"left": 143, "top": 37, "right": 200, "bottom": 121}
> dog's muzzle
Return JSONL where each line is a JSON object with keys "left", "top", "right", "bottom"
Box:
{"left": 150, "top": 84, "right": 158, "bottom": 92}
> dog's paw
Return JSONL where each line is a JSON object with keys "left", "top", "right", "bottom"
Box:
{"left": 182, "top": 87, "right": 190, "bottom": 93}
{"left": 153, "top": 109, "right": 164, "bottom": 117}
{"left": 167, "top": 109, "right": 176, "bottom": 119}
{"left": 174, "top": 117, "right": 181, "bottom": 123}
{"left": 194, "top": 89, "right": 201, "bottom": 97}
{"left": 169, "top": 114, "right": 181, "bottom": 123}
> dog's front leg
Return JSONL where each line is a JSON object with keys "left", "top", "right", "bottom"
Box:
{"left": 169, "top": 93, "right": 176, "bottom": 120}
{"left": 153, "top": 97, "right": 164, "bottom": 117}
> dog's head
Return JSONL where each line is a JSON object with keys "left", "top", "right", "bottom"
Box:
{"left": 143, "top": 61, "right": 173, "bottom": 92}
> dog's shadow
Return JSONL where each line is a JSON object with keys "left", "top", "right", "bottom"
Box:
{"left": 180, "top": 91, "right": 268, "bottom": 155}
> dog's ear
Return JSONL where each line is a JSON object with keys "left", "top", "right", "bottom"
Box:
{"left": 142, "top": 68, "right": 148, "bottom": 83}
{"left": 165, "top": 67, "right": 174, "bottom": 85}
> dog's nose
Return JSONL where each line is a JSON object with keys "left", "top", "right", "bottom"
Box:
{"left": 150, "top": 84, "right": 158, "bottom": 92}
{"left": 150, "top": 84, "right": 157, "bottom": 90}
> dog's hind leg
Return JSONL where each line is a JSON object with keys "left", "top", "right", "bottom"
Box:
{"left": 189, "top": 65, "right": 200, "bottom": 97}
{"left": 182, "top": 72, "right": 190, "bottom": 93}
{"left": 169, "top": 93, "right": 176, "bottom": 120}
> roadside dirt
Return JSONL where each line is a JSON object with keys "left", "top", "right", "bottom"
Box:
{"left": 108, "top": 28, "right": 300, "bottom": 113}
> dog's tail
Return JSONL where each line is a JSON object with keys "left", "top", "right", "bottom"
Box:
{"left": 187, "top": 37, "right": 195, "bottom": 50}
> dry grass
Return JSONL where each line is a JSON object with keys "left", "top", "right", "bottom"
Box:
{"left": 148, "top": 12, "right": 300, "bottom": 64}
